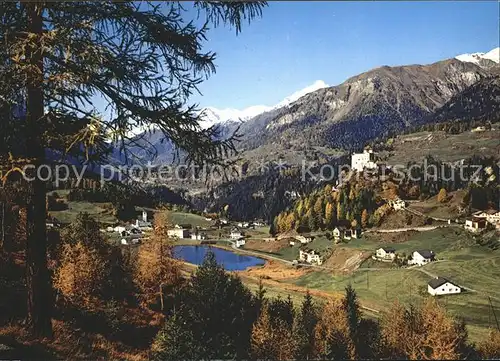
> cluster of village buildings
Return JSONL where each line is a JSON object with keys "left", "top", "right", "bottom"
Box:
{"left": 374, "top": 247, "right": 465, "bottom": 296}
{"left": 166, "top": 219, "right": 266, "bottom": 249}
{"left": 464, "top": 210, "right": 500, "bottom": 233}
{"left": 99, "top": 209, "right": 153, "bottom": 245}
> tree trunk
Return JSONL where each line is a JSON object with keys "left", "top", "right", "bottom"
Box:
{"left": 25, "top": 2, "right": 52, "bottom": 337}
{"left": 1, "top": 201, "right": 4, "bottom": 251}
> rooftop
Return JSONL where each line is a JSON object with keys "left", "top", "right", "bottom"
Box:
{"left": 381, "top": 247, "right": 396, "bottom": 253}
{"left": 416, "top": 250, "right": 435, "bottom": 259}
{"left": 428, "top": 277, "right": 458, "bottom": 290}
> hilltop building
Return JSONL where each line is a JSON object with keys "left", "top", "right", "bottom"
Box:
{"left": 351, "top": 149, "right": 377, "bottom": 172}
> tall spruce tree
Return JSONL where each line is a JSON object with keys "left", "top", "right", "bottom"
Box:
{"left": 294, "top": 291, "right": 318, "bottom": 360}
{"left": 0, "top": 1, "right": 265, "bottom": 336}
{"left": 343, "top": 283, "right": 361, "bottom": 358}
{"left": 167, "top": 250, "right": 257, "bottom": 359}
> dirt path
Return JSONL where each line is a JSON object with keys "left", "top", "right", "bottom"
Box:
{"left": 364, "top": 225, "right": 442, "bottom": 233}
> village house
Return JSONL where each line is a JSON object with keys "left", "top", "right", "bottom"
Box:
{"left": 295, "top": 235, "right": 313, "bottom": 244}
{"left": 351, "top": 149, "right": 377, "bottom": 172}
{"left": 237, "top": 221, "right": 255, "bottom": 229}
{"left": 167, "top": 224, "right": 191, "bottom": 239}
{"left": 332, "top": 227, "right": 344, "bottom": 242}
{"left": 230, "top": 227, "right": 244, "bottom": 240}
{"left": 427, "top": 277, "right": 461, "bottom": 296}
{"left": 471, "top": 126, "right": 486, "bottom": 133}
{"left": 333, "top": 227, "right": 360, "bottom": 242}
{"left": 472, "top": 210, "right": 500, "bottom": 225}
{"left": 299, "top": 248, "right": 323, "bottom": 266}
{"left": 120, "top": 237, "right": 141, "bottom": 246}
{"left": 389, "top": 198, "right": 407, "bottom": 211}
{"left": 235, "top": 238, "right": 246, "bottom": 248}
{"left": 408, "top": 250, "right": 435, "bottom": 266}
{"left": 464, "top": 217, "right": 487, "bottom": 233}
{"left": 191, "top": 231, "right": 207, "bottom": 241}
{"left": 130, "top": 228, "right": 142, "bottom": 235}
{"left": 375, "top": 247, "right": 396, "bottom": 261}
{"left": 113, "top": 225, "right": 127, "bottom": 234}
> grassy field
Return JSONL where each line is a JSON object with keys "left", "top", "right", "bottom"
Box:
{"left": 407, "top": 190, "right": 467, "bottom": 220}
{"left": 245, "top": 226, "right": 272, "bottom": 239}
{"left": 168, "top": 212, "right": 212, "bottom": 228}
{"left": 285, "top": 227, "right": 500, "bottom": 342}
{"left": 244, "top": 234, "right": 334, "bottom": 262}
{"left": 49, "top": 189, "right": 213, "bottom": 228}
{"left": 50, "top": 200, "right": 117, "bottom": 224}
{"left": 385, "top": 127, "right": 500, "bottom": 165}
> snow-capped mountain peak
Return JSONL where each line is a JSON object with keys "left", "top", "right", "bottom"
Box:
{"left": 275, "top": 80, "right": 328, "bottom": 108}
{"left": 198, "top": 105, "right": 273, "bottom": 129}
{"left": 198, "top": 80, "right": 329, "bottom": 129}
{"left": 455, "top": 47, "right": 499, "bottom": 65}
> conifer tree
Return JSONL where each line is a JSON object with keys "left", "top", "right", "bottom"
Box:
{"left": 251, "top": 305, "right": 296, "bottom": 360}
{"left": 134, "top": 212, "right": 180, "bottom": 308}
{"left": 168, "top": 251, "right": 256, "bottom": 359}
{"left": 294, "top": 291, "right": 318, "bottom": 360}
{"left": 361, "top": 209, "right": 369, "bottom": 228}
{"left": 421, "top": 298, "right": 468, "bottom": 359}
{"left": 268, "top": 296, "right": 295, "bottom": 328}
{"left": 307, "top": 208, "right": 317, "bottom": 232}
{"left": 438, "top": 188, "right": 448, "bottom": 203}
{"left": 0, "top": 1, "right": 266, "bottom": 336}
{"left": 343, "top": 284, "right": 361, "bottom": 359}
{"left": 337, "top": 201, "right": 345, "bottom": 221}
{"left": 152, "top": 313, "right": 198, "bottom": 360}
{"left": 478, "top": 329, "right": 500, "bottom": 359}
{"left": 313, "top": 300, "right": 351, "bottom": 360}
{"left": 324, "top": 202, "right": 335, "bottom": 229}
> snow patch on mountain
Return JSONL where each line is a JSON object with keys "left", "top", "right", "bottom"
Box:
{"left": 455, "top": 47, "right": 499, "bottom": 65}
{"left": 198, "top": 105, "right": 273, "bottom": 129}
{"left": 198, "top": 80, "right": 329, "bottom": 128}
{"left": 275, "top": 80, "right": 328, "bottom": 108}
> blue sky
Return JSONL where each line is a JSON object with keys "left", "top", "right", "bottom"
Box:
{"left": 189, "top": 1, "right": 499, "bottom": 110}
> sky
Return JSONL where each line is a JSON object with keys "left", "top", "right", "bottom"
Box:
{"left": 188, "top": 1, "right": 499, "bottom": 110}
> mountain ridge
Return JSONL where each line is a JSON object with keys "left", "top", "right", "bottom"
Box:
{"left": 197, "top": 80, "right": 329, "bottom": 129}
{"left": 236, "top": 57, "right": 495, "bottom": 152}
{"left": 122, "top": 48, "right": 499, "bottom": 166}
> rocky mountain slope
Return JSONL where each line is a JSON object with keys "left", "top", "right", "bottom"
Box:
{"left": 237, "top": 59, "right": 494, "bottom": 152}
{"left": 432, "top": 76, "right": 500, "bottom": 123}
{"left": 116, "top": 50, "right": 499, "bottom": 173}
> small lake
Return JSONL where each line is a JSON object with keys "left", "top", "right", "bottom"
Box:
{"left": 173, "top": 245, "right": 265, "bottom": 271}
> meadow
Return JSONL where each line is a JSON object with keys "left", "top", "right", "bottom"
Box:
{"left": 285, "top": 227, "right": 500, "bottom": 342}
